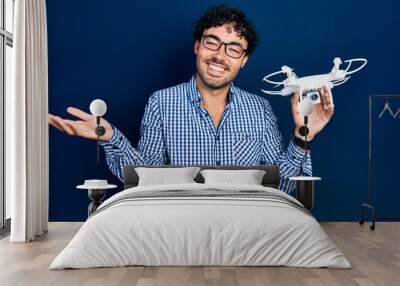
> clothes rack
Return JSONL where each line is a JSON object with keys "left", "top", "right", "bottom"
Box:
{"left": 360, "top": 95, "right": 400, "bottom": 230}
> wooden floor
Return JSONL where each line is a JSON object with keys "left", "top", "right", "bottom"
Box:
{"left": 0, "top": 222, "right": 399, "bottom": 286}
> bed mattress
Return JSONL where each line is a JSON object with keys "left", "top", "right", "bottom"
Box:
{"left": 50, "top": 183, "right": 350, "bottom": 269}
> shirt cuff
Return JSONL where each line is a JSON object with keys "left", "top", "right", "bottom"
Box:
{"left": 99, "top": 125, "right": 127, "bottom": 155}
{"left": 287, "top": 139, "right": 309, "bottom": 169}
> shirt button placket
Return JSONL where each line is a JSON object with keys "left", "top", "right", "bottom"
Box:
{"left": 215, "top": 134, "right": 220, "bottom": 165}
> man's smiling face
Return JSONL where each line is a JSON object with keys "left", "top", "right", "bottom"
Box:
{"left": 194, "top": 23, "right": 249, "bottom": 89}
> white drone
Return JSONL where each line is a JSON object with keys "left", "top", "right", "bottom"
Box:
{"left": 261, "top": 57, "right": 367, "bottom": 112}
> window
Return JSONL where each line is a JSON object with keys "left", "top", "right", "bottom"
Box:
{"left": 0, "top": 0, "right": 14, "bottom": 231}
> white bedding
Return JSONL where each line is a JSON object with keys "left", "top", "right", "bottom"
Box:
{"left": 50, "top": 183, "right": 351, "bottom": 269}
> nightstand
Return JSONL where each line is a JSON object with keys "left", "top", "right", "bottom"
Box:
{"left": 76, "top": 180, "right": 117, "bottom": 217}
{"left": 289, "top": 176, "right": 321, "bottom": 210}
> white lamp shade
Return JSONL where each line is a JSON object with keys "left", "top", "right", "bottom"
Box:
{"left": 90, "top": 99, "right": 107, "bottom": 117}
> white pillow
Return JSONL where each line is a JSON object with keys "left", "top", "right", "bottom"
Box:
{"left": 135, "top": 167, "right": 201, "bottom": 186}
{"left": 200, "top": 169, "right": 266, "bottom": 185}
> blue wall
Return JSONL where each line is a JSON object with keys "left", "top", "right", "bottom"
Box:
{"left": 47, "top": 0, "right": 400, "bottom": 221}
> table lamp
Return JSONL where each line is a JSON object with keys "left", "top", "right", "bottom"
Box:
{"left": 90, "top": 99, "right": 107, "bottom": 163}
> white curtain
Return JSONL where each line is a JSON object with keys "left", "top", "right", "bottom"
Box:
{"left": 6, "top": 0, "right": 49, "bottom": 242}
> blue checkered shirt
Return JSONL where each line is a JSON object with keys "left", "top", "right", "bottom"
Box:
{"left": 100, "top": 76, "right": 312, "bottom": 193}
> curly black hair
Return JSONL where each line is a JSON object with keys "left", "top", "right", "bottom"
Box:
{"left": 193, "top": 4, "right": 259, "bottom": 56}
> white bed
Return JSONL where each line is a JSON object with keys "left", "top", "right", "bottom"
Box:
{"left": 50, "top": 183, "right": 351, "bottom": 269}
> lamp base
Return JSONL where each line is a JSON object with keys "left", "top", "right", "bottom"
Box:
{"left": 87, "top": 189, "right": 106, "bottom": 217}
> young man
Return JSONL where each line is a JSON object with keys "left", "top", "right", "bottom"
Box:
{"left": 48, "top": 5, "right": 334, "bottom": 193}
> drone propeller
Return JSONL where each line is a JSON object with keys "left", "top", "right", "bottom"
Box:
{"left": 262, "top": 70, "right": 287, "bottom": 85}
{"left": 332, "top": 76, "right": 351, "bottom": 86}
{"left": 261, "top": 89, "right": 282, "bottom": 95}
{"left": 343, "top": 58, "right": 367, "bottom": 75}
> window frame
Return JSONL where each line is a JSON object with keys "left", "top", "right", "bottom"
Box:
{"left": 0, "top": 0, "right": 14, "bottom": 231}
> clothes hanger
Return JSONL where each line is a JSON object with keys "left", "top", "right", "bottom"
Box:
{"left": 394, "top": 106, "right": 400, "bottom": 118}
{"left": 378, "top": 96, "right": 394, "bottom": 119}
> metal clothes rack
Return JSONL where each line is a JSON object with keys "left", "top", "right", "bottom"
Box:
{"left": 359, "top": 95, "right": 400, "bottom": 230}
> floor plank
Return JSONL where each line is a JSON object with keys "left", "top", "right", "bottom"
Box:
{"left": 0, "top": 222, "right": 399, "bottom": 286}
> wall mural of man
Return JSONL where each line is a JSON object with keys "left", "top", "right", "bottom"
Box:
{"left": 48, "top": 5, "right": 334, "bottom": 193}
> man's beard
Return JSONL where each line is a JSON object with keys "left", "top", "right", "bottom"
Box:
{"left": 196, "top": 57, "right": 238, "bottom": 89}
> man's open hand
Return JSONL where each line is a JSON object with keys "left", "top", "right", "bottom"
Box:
{"left": 48, "top": 107, "right": 113, "bottom": 142}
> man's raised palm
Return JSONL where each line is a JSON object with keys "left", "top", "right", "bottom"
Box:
{"left": 48, "top": 107, "right": 113, "bottom": 141}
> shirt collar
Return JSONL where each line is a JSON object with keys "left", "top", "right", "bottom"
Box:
{"left": 188, "top": 75, "right": 238, "bottom": 105}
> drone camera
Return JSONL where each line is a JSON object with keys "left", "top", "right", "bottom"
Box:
{"left": 301, "top": 91, "right": 321, "bottom": 104}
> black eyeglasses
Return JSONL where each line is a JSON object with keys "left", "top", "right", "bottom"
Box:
{"left": 201, "top": 34, "right": 247, "bottom": 59}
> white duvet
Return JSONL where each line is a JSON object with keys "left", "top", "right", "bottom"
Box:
{"left": 50, "top": 183, "right": 351, "bottom": 269}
